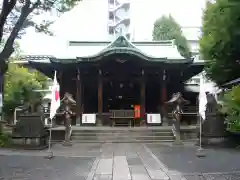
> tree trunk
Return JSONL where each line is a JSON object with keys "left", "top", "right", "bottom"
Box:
{"left": 0, "top": 0, "right": 37, "bottom": 66}
{"left": 0, "top": 0, "right": 17, "bottom": 43}
{"left": 0, "top": 1, "right": 37, "bottom": 112}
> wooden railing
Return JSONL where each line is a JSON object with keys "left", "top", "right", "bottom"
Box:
{"left": 109, "top": 110, "right": 134, "bottom": 119}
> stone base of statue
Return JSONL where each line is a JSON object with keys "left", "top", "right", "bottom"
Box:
{"left": 11, "top": 114, "right": 48, "bottom": 149}
{"left": 63, "top": 125, "right": 72, "bottom": 146}
{"left": 173, "top": 136, "right": 183, "bottom": 145}
{"left": 196, "top": 148, "right": 206, "bottom": 157}
{"left": 172, "top": 131, "right": 183, "bottom": 145}
{"left": 0, "top": 120, "right": 7, "bottom": 132}
{"left": 96, "top": 116, "right": 102, "bottom": 126}
{"left": 172, "top": 120, "right": 183, "bottom": 145}
{"left": 162, "top": 116, "right": 169, "bottom": 126}
{"left": 44, "top": 150, "right": 54, "bottom": 159}
{"left": 62, "top": 141, "right": 72, "bottom": 146}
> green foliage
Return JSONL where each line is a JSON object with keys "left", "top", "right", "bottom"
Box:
{"left": 152, "top": 15, "right": 191, "bottom": 58}
{"left": 0, "top": 132, "right": 11, "bottom": 147}
{"left": 220, "top": 86, "right": 240, "bottom": 133}
{"left": 200, "top": 0, "right": 240, "bottom": 86}
{"left": 3, "top": 62, "right": 47, "bottom": 117}
{"left": 0, "top": 125, "right": 11, "bottom": 147}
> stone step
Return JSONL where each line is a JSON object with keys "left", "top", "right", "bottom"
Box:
{"left": 70, "top": 139, "right": 198, "bottom": 143}
{"left": 71, "top": 135, "right": 175, "bottom": 141}
{"left": 71, "top": 131, "right": 173, "bottom": 136}
{"left": 70, "top": 139, "right": 175, "bottom": 143}
{"left": 70, "top": 129, "right": 173, "bottom": 133}
{"left": 70, "top": 127, "right": 175, "bottom": 142}
{"left": 51, "top": 138, "right": 198, "bottom": 144}
{"left": 50, "top": 126, "right": 198, "bottom": 143}
{"left": 71, "top": 135, "right": 197, "bottom": 140}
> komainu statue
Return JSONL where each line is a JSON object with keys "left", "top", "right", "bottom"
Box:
{"left": 165, "top": 92, "right": 189, "bottom": 144}
{"left": 62, "top": 92, "right": 76, "bottom": 146}
{"left": 202, "top": 93, "right": 226, "bottom": 145}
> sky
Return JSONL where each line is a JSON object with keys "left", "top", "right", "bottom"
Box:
{"left": 19, "top": 0, "right": 206, "bottom": 56}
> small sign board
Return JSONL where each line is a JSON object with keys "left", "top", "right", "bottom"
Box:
{"left": 147, "top": 114, "right": 161, "bottom": 124}
{"left": 82, "top": 114, "right": 96, "bottom": 124}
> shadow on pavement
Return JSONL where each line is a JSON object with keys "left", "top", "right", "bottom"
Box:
{"left": 146, "top": 144, "right": 240, "bottom": 174}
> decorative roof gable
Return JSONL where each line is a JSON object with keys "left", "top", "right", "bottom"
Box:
{"left": 107, "top": 35, "right": 136, "bottom": 49}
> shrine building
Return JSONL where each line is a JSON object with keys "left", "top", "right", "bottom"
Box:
{"left": 18, "top": 35, "right": 204, "bottom": 126}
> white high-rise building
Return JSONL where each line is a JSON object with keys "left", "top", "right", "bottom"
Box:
{"left": 107, "top": 0, "right": 131, "bottom": 40}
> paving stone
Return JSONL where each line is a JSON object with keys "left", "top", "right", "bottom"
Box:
{"left": 126, "top": 152, "right": 138, "bottom": 158}
{"left": 184, "top": 174, "right": 206, "bottom": 180}
{"left": 127, "top": 157, "right": 143, "bottom": 166}
{"left": 113, "top": 156, "right": 131, "bottom": 180}
{"left": 93, "top": 174, "right": 112, "bottom": 180}
{"left": 1, "top": 143, "right": 240, "bottom": 180}
{"left": 131, "top": 173, "right": 151, "bottom": 180}
{"left": 146, "top": 144, "right": 240, "bottom": 174}
{"left": 146, "top": 169, "right": 169, "bottom": 180}
{"left": 129, "top": 166, "right": 147, "bottom": 174}
{"left": 95, "top": 158, "right": 113, "bottom": 175}
{"left": 0, "top": 155, "right": 95, "bottom": 180}
{"left": 167, "top": 175, "right": 188, "bottom": 180}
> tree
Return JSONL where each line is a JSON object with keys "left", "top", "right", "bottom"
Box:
{"left": 3, "top": 59, "right": 47, "bottom": 120}
{"left": 220, "top": 85, "right": 240, "bottom": 133}
{"left": 0, "top": 0, "right": 81, "bottom": 76}
{"left": 200, "top": 0, "right": 240, "bottom": 86}
{"left": 152, "top": 15, "right": 191, "bottom": 58}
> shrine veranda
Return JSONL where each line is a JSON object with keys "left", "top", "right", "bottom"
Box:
{"left": 17, "top": 35, "right": 204, "bottom": 126}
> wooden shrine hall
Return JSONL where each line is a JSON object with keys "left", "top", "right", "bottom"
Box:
{"left": 19, "top": 35, "right": 204, "bottom": 126}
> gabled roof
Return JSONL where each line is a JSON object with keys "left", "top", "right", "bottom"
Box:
{"left": 49, "top": 35, "right": 192, "bottom": 63}
{"left": 13, "top": 36, "right": 203, "bottom": 79}
{"left": 221, "top": 77, "right": 240, "bottom": 87}
{"left": 17, "top": 35, "right": 194, "bottom": 64}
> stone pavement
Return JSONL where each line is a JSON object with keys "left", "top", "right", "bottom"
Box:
{"left": 0, "top": 143, "right": 240, "bottom": 180}
{"left": 146, "top": 143, "right": 240, "bottom": 180}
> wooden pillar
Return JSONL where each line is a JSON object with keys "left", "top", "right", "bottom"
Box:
{"left": 161, "top": 70, "right": 167, "bottom": 102}
{"left": 76, "top": 69, "right": 82, "bottom": 126}
{"left": 161, "top": 69, "right": 168, "bottom": 125}
{"left": 57, "top": 71, "right": 63, "bottom": 97}
{"left": 140, "top": 69, "right": 146, "bottom": 126}
{"left": 97, "top": 69, "right": 103, "bottom": 126}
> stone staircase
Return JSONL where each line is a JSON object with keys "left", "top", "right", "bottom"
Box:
{"left": 68, "top": 126, "right": 198, "bottom": 143}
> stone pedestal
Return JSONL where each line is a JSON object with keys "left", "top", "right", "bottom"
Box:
{"left": 96, "top": 116, "right": 102, "bottom": 126}
{"left": 0, "top": 120, "right": 6, "bottom": 132}
{"left": 161, "top": 117, "right": 169, "bottom": 126}
{"left": 76, "top": 117, "right": 81, "bottom": 126}
{"left": 172, "top": 119, "right": 182, "bottom": 145}
{"left": 11, "top": 114, "right": 48, "bottom": 149}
